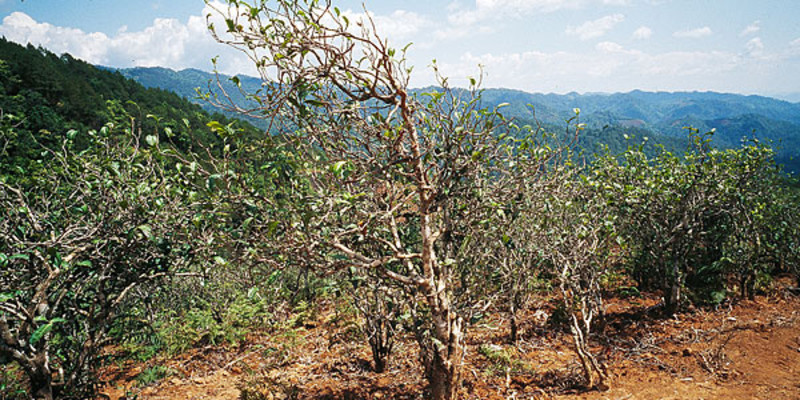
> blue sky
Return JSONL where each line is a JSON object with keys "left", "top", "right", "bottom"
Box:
{"left": 1, "top": 0, "right": 799, "bottom": 99}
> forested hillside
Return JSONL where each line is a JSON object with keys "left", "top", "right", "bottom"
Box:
{"left": 112, "top": 66, "right": 269, "bottom": 130}
{"left": 0, "top": 38, "right": 258, "bottom": 176}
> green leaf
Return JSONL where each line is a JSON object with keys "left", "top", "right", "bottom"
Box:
{"left": 145, "top": 135, "right": 159, "bottom": 146}
{"left": 29, "top": 318, "right": 66, "bottom": 345}
{"left": 137, "top": 225, "right": 153, "bottom": 239}
{"left": 8, "top": 254, "right": 29, "bottom": 262}
{"left": 0, "top": 292, "right": 16, "bottom": 303}
{"left": 331, "top": 160, "right": 347, "bottom": 178}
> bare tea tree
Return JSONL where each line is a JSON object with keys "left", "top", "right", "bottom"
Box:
{"left": 203, "top": 1, "right": 553, "bottom": 398}
{"left": 543, "top": 176, "right": 615, "bottom": 389}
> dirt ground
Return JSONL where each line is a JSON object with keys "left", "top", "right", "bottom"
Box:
{"left": 101, "top": 285, "right": 800, "bottom": 400}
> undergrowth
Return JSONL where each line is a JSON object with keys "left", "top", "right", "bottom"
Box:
{"left": 0, "top": 363, "right": 27, "bottom": 400}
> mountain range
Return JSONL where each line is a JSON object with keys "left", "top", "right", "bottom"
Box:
{"left": 112, "top": 66, "right": 800, "bottom": 174}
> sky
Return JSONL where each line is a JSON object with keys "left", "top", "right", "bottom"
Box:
{"left": 1, "top": 0, "right": 799, "bottom": 99}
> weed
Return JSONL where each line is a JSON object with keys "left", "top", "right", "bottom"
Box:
{"left": 478, "top": 344, "right": 532, "bottom": 376}
{"left": 134, "top": 365, "right": 176, "bottom": 387}
{"left": 617, "top": 286, "right": 641, "bottom": 298}
{"left": 0, "top": 363, "right": 27, "bottom": 400}
{"left": 285, "top": 300, "right": 315, "bottom": 328}
{"left": 237, "top": 374, "right": 300, "bottom": 400}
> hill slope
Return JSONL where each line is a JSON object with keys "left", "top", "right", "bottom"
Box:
{"left": 0, "top": 39, "right": 257, "bottom": 176}
{"left": 112, "top": 66, "right": 268, "bottom": 130}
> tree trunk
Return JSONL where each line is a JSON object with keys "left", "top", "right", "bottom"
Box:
{"left": 569, "top": 316, "right": 608, "bottom": 390}
{"left": 428, "top": 353, "right": 459, "bottom": 400}
{"left": 368, "top": 321, "right": 391, "bottom": 373}
{"left": 745, "top": 271, "right": 756, "bottom": 301}
{"left": 572, "top": 329, "right": 595, "bottom": 388}
{"left": 372, "top": 350, "right": 387, "bottom": 374}
{"left": 412, "top": 283, "right": 464, "bottom": 400}
{"left": 665, "top": 262, "right": 682, "bottom": 315}
{"left": 27, "top": 356, "right": 54, "bottom": 400}
{"left": 30, "top": 376, "right": 54, "bottom": 400}
{"left": 510, "top": 309, "right": 519, "bottom": 344}
{"left": 509, "top": 287, "right": 522, "bottom": 343}
{"left": 422, "top": 311, "right": 464, "bottom": 400}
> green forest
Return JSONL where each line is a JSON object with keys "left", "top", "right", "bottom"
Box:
{"left": 1, "top": 1, "right": 800, "bottom": 400}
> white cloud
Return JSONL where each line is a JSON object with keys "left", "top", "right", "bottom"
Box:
{"left": 448, "top": 0, "right": 628, "bottom": 26}
{"left": 673, "top": 26, "right": 713, "bottom": 38}
{"left": 434, "top": 43, "right": 749, "bottom": 93}
{"left": 434, "top": 24, "right": 495, "bottom": 42}
{"left": 2, "top": 1, "right": 795, "bottom": 96}
{"left": 739, "top": 20, "right": 760, "bottom": 37}
{"left": 595, "top": 41, "right": 625, "bottom": 52}
{"left": 342, "top": 9, "right": 431, "bottom": 42}
{"left": 633, "top": 26, "right": 652, "bottom": 40}
{"left": 0, "top": 12, "right": 113, "bottom": 63}
{"left": 566, "top": 14, "right": 625, "bottom": 40}
{"left": 0, "top": 6, "right": 254, "bottom": 76}
{"left": 745, "top": 37, "right": 764, "bottom": 57}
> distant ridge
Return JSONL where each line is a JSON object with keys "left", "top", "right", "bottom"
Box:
{"left": 115, "top": 66, "right": 800, "bottom": 173}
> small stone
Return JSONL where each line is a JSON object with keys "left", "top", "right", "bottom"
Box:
{"left": 377, "top": 377, "right": 392, "bottom": 387}
{"left": 682, "top": 348, "right": 693, "bottom": 357}
{"left": 170, "top": 377, "right": 182, "bottom": 385}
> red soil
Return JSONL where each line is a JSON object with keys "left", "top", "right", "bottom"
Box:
{"left": 101, "top": 287, "right": 800, "bottom": 400}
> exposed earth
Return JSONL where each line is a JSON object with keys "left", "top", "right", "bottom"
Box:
{"left": 101, "top": 281, "right": 800, "bottom": 400}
